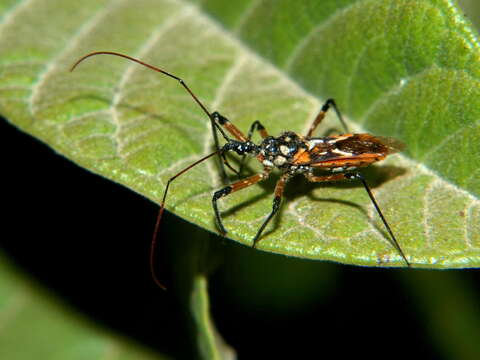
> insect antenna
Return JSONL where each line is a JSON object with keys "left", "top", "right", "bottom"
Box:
{"left": 150, "top": 150, "right": 221, "bottom": 290}
{"left": 71, "top": 51, "right": 231, "bottom": 178}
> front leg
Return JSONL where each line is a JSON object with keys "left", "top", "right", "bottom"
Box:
{"left": 212, "top": 168, "right": 272, "bottom": 235}
{"left": 212, "top": 111, "right": 248, "bottom": 142}
{"left": 211, "top": 111, "right": 254, "bottom": 181}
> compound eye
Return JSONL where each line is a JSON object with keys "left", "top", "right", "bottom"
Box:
{"left": 266, "top": 141, "right": 278, "bottom": 154}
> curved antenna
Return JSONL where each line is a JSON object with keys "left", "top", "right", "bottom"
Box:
{"left": 70, "top": 51, "right": 230, "bottom": 142}
{"left": 149, "top": 150, "right": 221, "bottom": 290}
{"left": 71, "top": 51, "right": 229, "bottom": 290}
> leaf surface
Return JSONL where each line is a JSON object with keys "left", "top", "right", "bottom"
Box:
{"left": 0, "top": 0, "right": 479, "bottom": 267}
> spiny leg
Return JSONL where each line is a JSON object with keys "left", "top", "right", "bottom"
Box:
{"left": 238, "top": 120, "right": 269, "bottom": 176}
{"left": 305, "top": 172, "right": 410, "bottom": 267}
{"left": 306, "top": 98, "right": 349, "bottom": 137}
{"left": 252, "top": 173, "right": 290, "bottom": 248}
{"left": 212, "top": 168, "right": 272, "bottom": 235}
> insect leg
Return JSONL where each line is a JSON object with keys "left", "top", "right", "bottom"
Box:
{"left": 208, "top": 111, "right": 247, "bottom": 178}
{"left": 238, "top": 120, "right": 269, "bottom": 176}
{"left": 247, "top": 120, "right": 269, "bottom": 139}
{"left": 305, "top": 172, "right": 410, "bottom": 267}
{"left": 212, "top": 111, "right": 249, "bottom": 141}
{"left": 210, "top": 118, "right": 229, "bottom": 182}
{"left": 306, "top": 98, "right": 348, "bottom": 137}
{"left": 252, "top": 173, "right": 290, "bottom": 248}
{"left": 346, "top": 172, "right": 410, "bottom": 267}
{"left": 212, "top": 168, "right": 272, "bottom": 235}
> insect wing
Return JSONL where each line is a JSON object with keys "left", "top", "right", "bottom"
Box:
{"left": 374, "top": 136, "right": 405, "bottom": 154}
{"left": 304, "top": 134, "right": 404, "bottom": 167}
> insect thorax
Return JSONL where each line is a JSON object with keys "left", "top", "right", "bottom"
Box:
{"left": 259, "top": 131, "right": 307, "bottom": 169}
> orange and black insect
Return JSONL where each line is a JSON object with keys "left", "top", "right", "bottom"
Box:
{"left": 72, "top": 51, "right": 410, "bottom": 288}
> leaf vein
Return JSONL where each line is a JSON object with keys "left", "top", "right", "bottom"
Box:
{"left": 283, "top": 0, "right": 365, "bottom": 71}
{"left": 110, "top": 8, "right": 190, "bottom": 157}
{"left": 204, "top": 55, "right": 249, "bottom": 187}
{"left": 423, "top": 118, "right": 480, "bottom": 161}
{"left": 29, "top": 0, "right": 122, "bottom": 115}
{"left": 0, "top": 0, "right": 33, "bottom": 33}
{"left": 232, "top": 0, "right": 264, "bottom": 34}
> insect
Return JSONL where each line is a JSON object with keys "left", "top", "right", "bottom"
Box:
{"left": 72, "top": 51, "right": 410, "bottom": 288}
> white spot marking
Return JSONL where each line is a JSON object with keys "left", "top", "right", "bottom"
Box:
{"left": 307, "top": 139, "right": 326, "bottom": 150}
{"left": 280, "top": 145, "right": 290, "bottom": 155}
{"left": 274, "top": 156, "right": 287, "bottom": 166}
{"left": 327, "top": 135, "right": 350, "bottom": 144}
{"left": 332, "top": 149, "right": 354, "bottom": 157}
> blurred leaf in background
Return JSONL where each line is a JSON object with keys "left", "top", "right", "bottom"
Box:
{"left": 0, "top": 252, "right": 168, "bottom": 359}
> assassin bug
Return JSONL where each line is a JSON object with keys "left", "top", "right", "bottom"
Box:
{"left": 72, "top": 51, "right": 410, "bottom": 289}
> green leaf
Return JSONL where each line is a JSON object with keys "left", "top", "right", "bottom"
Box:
{"left": 1, "top": 0, "right": 479, "bottom": 267}
{"left": 0, "top": 251, "right": 169, "bottom": 360}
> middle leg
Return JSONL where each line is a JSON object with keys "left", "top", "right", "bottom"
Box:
{"left": 306, "top": 98, "right": 348, "bottom": 137}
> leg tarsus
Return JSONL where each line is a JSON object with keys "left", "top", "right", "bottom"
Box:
{"left": 325, "top": 98, "right": 348, "bottom": 134}
{"left": 212, "top": 170, "right": 271, "bottom": 237}
{"left": 305, "top": 171, "right": 409, "bottom": 267}
{"left": 346, "top": 172, "right": 410, "bottom": 267}
{"left": 306, "top": 98, "right": 348, "bottom": 137}
{"left": 252, "top": 195, "right": 282, "bottom": 248}
{"left": 251, "top": 174, "right": 289, "bottom": 248}
{"left": 212, "top": 186, "right": 232, "bottom": 235}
